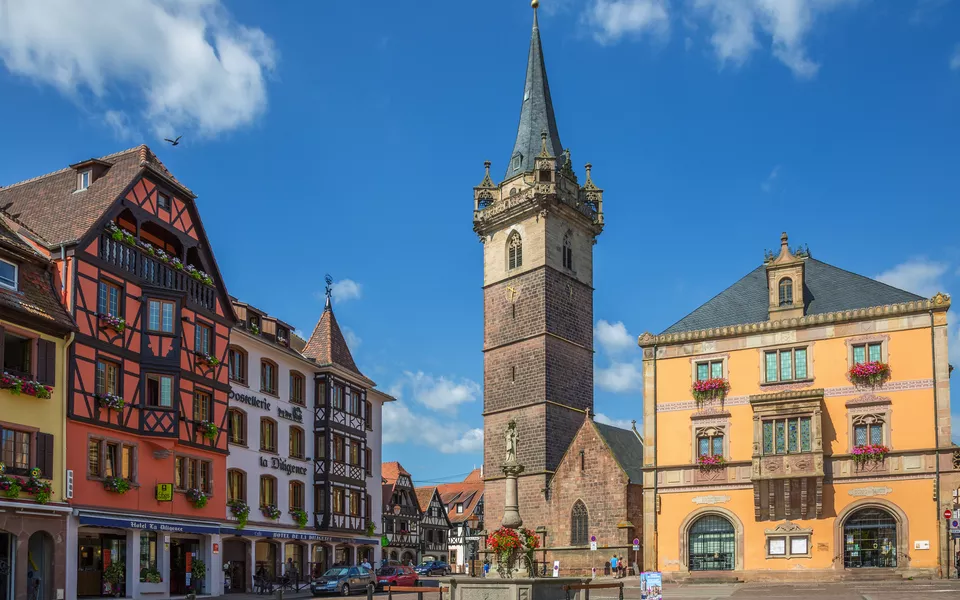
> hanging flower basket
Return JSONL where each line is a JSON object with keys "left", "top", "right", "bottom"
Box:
{"left": 848, "top": 361, "right": 891, "bottom": 388}
{"left": 96, "top": 393, "right": 125, "bottom": 410}
{"left": 697, "top": 454, "right": 726, "bottom": 472}
{"left": 98, "top": 313, "right": 126, "bottom": 333}
{"left": 104, "top": 476, "right": 131, "bottom": 494}
{"left": 852, "top": 444, "right": 889, "bottom": 467}
{"left": 229, "top": 500, "right": 251, "bottom": 529}
{"left": 261, "top": 504, "right": 282, "bottom": 520}
{"left": 186, "top": 488, "right": 208, "bottom": 508}
{"left": 197, "top": 420, "right": 218, "bottom": 441}
{"left": 691, "top": 378, "right": 730, "bottom": 407}
{"left": 290, "top": 509, "right": 309, "bottom": 529}
{"left": 194, "top": 351, "right": 220, "bottom": 366}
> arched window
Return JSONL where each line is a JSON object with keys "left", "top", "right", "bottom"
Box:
{"left": 261, "top": 359, "right": 278, "bottom": 395}
{"left": 289, "top": 426, "right": 305, "bottom": 460}
{"left": 778, "top": 278, "right": 793, "bottom": 307}
{"left": 688, "top": 515, "right": 735, "bottom": 571}
{"left": 290, "top": 371, "right": 306, "bottom": 405}
{"left": 227, "top": 469, "right": 246, "bottom": 502}
{"left": 260, "top": 417, "right": 278, "bottom": 453}
{"left": 228, "top": 408, "right": 247, "bottom": 445}
{"left": 228, "top": 346, "right": 247, "bottom": 384}
{"left": 571, "top": 501, "right": 589, "bottom": 546}
{"left": 289, "top": 480, "right": 305, "bottom": 512}
{"left": 562, "top": 231, "right": 573, "bottom": 270}
{"left": 843, "top": 508, "right": 897, "bottom": 568}
{"left": 508, "top": 232, "right": 523, "bottom": 270}
{"left": 259, "top": 475, "right": 277, "bottom": 508}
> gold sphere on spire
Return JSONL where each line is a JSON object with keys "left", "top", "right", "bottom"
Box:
{"left": 531, "top": 0, "right": 539, "bottom": 8}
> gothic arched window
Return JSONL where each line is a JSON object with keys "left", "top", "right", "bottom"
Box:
{"left": 508, "top": 232, "right": 523, "bottom": 270}
{"left": 571, "top": 500, "right": 589, "bottom": 546}
{"left": 778, "top": 278, "right": 793, "bottom": 307}
{"left": 562, "top": 231, "right": 573, "bottom": 270}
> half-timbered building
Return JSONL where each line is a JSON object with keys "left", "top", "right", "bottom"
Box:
{"left": 382, "top": 462, "right": 421, "bottom": 564}
{"left": 0, "top": 146, "right": 235, "bottom": 599}
{"left": 438, "top": 470, "right": 485, "bottom": 574}
{"left": 415, "top": 487, "right": 452, "bottom": 562}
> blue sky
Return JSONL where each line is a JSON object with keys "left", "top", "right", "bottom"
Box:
{"left": 1, "top": 0, "right": 959, "bottom": 483}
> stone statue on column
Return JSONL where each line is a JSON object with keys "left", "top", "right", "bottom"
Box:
{"left": 501, "top": 420, "right": 524, "bottom": 530}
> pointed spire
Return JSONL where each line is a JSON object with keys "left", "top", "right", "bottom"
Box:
{"left": 303, "top": 275, "right": 364, "bottom": 377}
{"left": 505, "top": 0, "right": 563, "bottom": 179}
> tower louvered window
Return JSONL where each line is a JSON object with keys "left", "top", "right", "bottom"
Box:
{"left": 562, "top": 232, "right": 573, "bottom": 269}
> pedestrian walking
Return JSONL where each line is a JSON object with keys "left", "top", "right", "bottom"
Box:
{"left": 609, "top": 555, "right": 617, "bottom": 577}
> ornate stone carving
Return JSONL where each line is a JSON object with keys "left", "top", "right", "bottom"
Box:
{"left": 691, "top": 495, "right": 730, "bottom": 505}
{"left": 848, "top": 486, "right": 893, "bottom": 497}
{"left": 764, "top": 520, "right": 810, "bottom": 534}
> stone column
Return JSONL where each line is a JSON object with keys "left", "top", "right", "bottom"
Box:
{"left": 247, "top": 539, "right": 257, "bottom": 592}
{"left": 501, "top": 463, "right": 524, "bottom": 529}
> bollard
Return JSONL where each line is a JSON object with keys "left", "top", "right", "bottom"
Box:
{"left": 366, "top": 584, "right": 374, "bottom": 600}
{"left": 275, "top": 588, "right": 284, "bottom": 600}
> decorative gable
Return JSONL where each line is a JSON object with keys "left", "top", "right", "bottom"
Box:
{"left": 764, "top": 232, "right": 809, "bottom": 321}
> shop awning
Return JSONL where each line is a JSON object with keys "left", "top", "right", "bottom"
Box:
{"left": 77, "top": 511, "right": 223, "bottom": 535}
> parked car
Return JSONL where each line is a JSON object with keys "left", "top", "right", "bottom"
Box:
{"left": 375, "top": 565, "right": 419, "bottom": 588}
{"left": 311, "top": 567, "right": 374, "bottom": 596}
{"left": 414, "top": 561, "right": 450, "bottom": 576}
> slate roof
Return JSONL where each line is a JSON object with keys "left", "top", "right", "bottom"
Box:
{"left": 0, "top": 213, "right": 76, "bottom": 333}
{"left": 302, "top": 297, "right": 363, "bottom": 377}
{"left": 593, "top": 422, "right": 644, "bottom": 484}
{"left": 0, "top": 145, "right": 189, "bottom": 247}
{"left": 662, "top": 258, "right": 926, "bottom": 335}
{"left": 504, "top": 7, "right": 563, "bottom": 180}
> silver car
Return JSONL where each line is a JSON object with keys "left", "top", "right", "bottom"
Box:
{"left": 311, "top": 567, "right": 374, "bottom": 596}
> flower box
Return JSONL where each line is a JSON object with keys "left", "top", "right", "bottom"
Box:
{"left": 194, "top": 351, "right": 220, "bottom": 367}
{"left": 97, "top": 313, "right": 126, "bottom": 333}
{"left": 290, "top": 509, "right": 309, "bottom": 529}
{"left": 107, "top": 224, "right": 214, "bottom": 286}
{"left": 96, "top": 393, "right": 125, "bottom": 410}
{"left": 1, "top": 372, "right": 53, "bottom": 399}
{"left": 197, "top": 420, "right": 218, "bottom": 441}
{"left": 261, "top": 504, "right": 281, "bottom": 520}
{"left": 691, "top": 377, "right": 730, "bottom": 407}
{"left": 229, "top": 500, "right": 251, "bottom": 529}
{"left": 697, "top": 454, "right": 726, "bottom": 472}
{"left": 104, "top": 476, "right": 131, "bottom": 494}
{"left": 848, "top": 361, "right": 891, "bottom": 388}
{"left": 852, "top": 444, "right": 889, "bottom": 467}
{"left": 186, "top": 488, "right": 208, "bottom": 508}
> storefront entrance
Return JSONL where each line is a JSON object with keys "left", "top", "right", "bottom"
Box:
{"left": 223, "top": 539, "right": 248, "bottom": 593}
{"left": 28, "top": 532, "right": 54, "bottom": 600}
{"left": 843, "top": 508, "right": 898, "bottom": 568}
{"left": 77, "top": 533, "right": 127, "bottom": 597}
{"left": 688, "top": 515, "right": 735, "bottom": 571}
{"left": 169, "top": 539, "right": 200, "bottom": 595}
{"left": 1, "top": 532, "right": 13, "bottom": 600}
{"left": 255, "top": 541, "right": 279, "bottom": 580}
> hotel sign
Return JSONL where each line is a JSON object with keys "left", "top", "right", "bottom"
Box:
{"left": 155, "top": 484, "right": 173, "bottom": 502}
{"left": 229, "top": 390, "right": 271, "bottom": 411}
{"left": 278, "top": 405, "right": 303, "bottom": 423}
{"left": 260, "top": 455, "right": 308, "bottom": 476}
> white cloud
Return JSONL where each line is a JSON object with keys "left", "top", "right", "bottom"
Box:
{"left": 0, "top": 0, "right": 276, "bottom": 139}
{"left": 342, "top": 326, "right": 362, "bottom": 351}
{"left": 951, "top": 44, "right": 960, "bottom": 70}
{"left": 382, "top": 400, "right": 484, "bottom": 454}
{"left": 104, "top": 110, "right": 137, "bottom": 141}
{"left": 595, "top": 320, "right": 636, "bottom": 355}
{"left": 594, "top": 413, "right": 636, "bottom": 430}
{"left": 586, "top": 0, "right": 671, "bottom": 44}
{"left": 596, "top": 361, "right": 644, "bottom": 393}
{"left": 394, "top": 371, "right": 481, "bottom": 415}
{"left": 331, "top": 279, "right": 362, "bottom": 303}
{"left": 874, "top": 260, "right": 947, "bottom": 298}
{"left": 761, "top": 165, "right": 781, "bottom": 192}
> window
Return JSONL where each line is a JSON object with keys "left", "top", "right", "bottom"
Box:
{"left": 332, "top": 434, "right": 345, "bottom": 462}
{"left": 364, "top": 401, "right": 372, "bottom": 430}
{"left": 764, "top": 522, "right": 812, "bottom": 559}
{"left": 157, "top": 192, "right": 170, "bottom": 211}
{"left": 347, "top": 389, "right": 360, "bottom": 416}
{"left": 0, "top": 258, "right": 16, "bottom": 290}
{"left": 195, "top": 322, "right": 212, "bottom": 355}
{"left": 87, "top": 438, "right": 135, "bottom": 480}
{"left": 78, "top": 170, "right": 90, "bottom": 191}
{"left": 97, "top": 280, "right": 121, "bottom": 317}
{"left": 175, "top": 455, "right": 212, "bottom": 492}
{"left": 193, "top": 390, "right": 212, "bottom": 421}
{"left": 88, "top": 439, "right": 100, "bottom": 476}
{"left": 277, "top": 327, "right": 289, "bottom": 344}
{"left": 228, "top": 470, "right": 246, "bottom": 502}
{"left": 228, "top": 347, "right": 247, "bottom": 384}
{"left": 260, "top": 418, "right": 277, "bottom": 452}
{"left": 248, "top": 315, "right": 260, "bottom": 333}
{"left": 290, "top": 427, "right": 304, "bottom": 459}
{"left": 139, "top": 531, "right": 158, "bottom": 582}
{"left": 571, "top": 501, "right": 589, "bottom": 546}
{"left": 289, "top": 480, "right": 305, "bottom": 511}
{"left": 2, "top": 332, "right": 32, "bottom": 378}
{"left": 762, "top": 417, "right": 813, "bottom": 455}
{"left": 513, "top": 154, "right": 522, "bottom": 170}
{"left": 259, "top": 475, "right": 277, "bottom": 507}
{"left": 147, "top": 299, "right": 175, "bottom": 333}
{"left": 508, "top": 232, "right": 522, "bottom": 270}
{"left": 145, "top": 374, "right": 174, "bottom": 408}
{"left": 349, "top": 489, "right": 360, "bottom": 516}
{"left": 0, "top": 429, "right": 30, "bottom": 472}
{"left": 456, "top": 503, "right": 464, "bottom": 514}
{"left": 350, "top": 440, "right": 361, "bottom": 466}
{"left": 261, "top": 360, "right": 278, "bottom": 395}
{"left": 695, "top": 359, "right": 724, "bottom": 382}
{"left": 562, "top": 232, "right": 573, "bottom": 270}
{"left": 331, "top": 384, "right": 344, "bottom": 410}
{"left": 764, "top": 348, "right": 808, "bottom": 383}
{"left": 199, "top": 461, "right": 210, "bottom": 492}
{"left": 697, "top": 429, "right": 724, "bottom": 458}
{"left": 853, "top": 415, "right": 885, "bottom": 446}
{"left": 228, "top": 409, "right": 247, "bottom": 445}
{"left": 365, "top": 447, "right": 372, "bottom": 476}
{"left": 290, "top": 372, "right": 305, "bottom": 405}
{"left": 317, "top": 434, "right": 326, "bottom": 459}
{"left": 853, "top": 342, "right": 882, "bottom": 365}
{"left": 333, "top": 488, "right": 345, "bottom": 514}
{"left": 778, "top": 278, "right": 793, "bottom": 307}
{"left": 95, "top": 358, "right": 120, "bottom": 396}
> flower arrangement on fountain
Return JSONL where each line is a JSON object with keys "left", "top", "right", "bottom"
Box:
{"left": 1, "top": 372, "right": 53, "bottom": 399}
{"left": 290, "top": 509, "right": 309, "bottom": 528}
{"left": 104, "top": 476, "right": 131, "bottom": 494}
{"left": 186, "top": 488, "right": 208, "bottom": 508}
{"left": 697, "top": 454, "right": 726, "bottom": 472}
{"left": 261, "top": 504, "right": 282, "bottom": 520}
{"left": 197, "top": 420, "right": 218, "bottom": 440}
{"left": 96, "top": 392, "right": 125, "bottom": 410}
{"left": 487, "top": 526, "right": 540, "bottom": 577}
{"left": 852, "top": 443, "right": 889, "bottom": 467}
{"left": 229, "top": 500, "right": 251, "bottom": 529}
{"left": 848, "top": 361, "right": 891, "bottom": 388}
{"left": 194, "top": 351, "right": 220, "bottom": 366}
{"left": 98, "top": 313, "right": 126, "bottom": 333}
{"left": 691, "top": 377, "right": 730, "bottom": 407}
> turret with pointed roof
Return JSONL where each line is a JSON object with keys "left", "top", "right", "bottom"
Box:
{"left": 303, "top": 286, "right": 366, "bottom": 379}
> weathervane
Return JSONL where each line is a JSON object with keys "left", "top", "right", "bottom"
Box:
{"left": 324, "top": 274, "right": 333, "bottom": 301}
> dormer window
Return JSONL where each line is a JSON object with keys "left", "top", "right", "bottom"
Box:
{"left": 78, "top": 170, "right": 91, "bottom": 191}
{"left": 277, "top": 327, "right": 288, "bottom": 344}
{"left": 157, "top": 192, "right": 171, "bottom": 211}
{"left": 512, "top": 153, "right": 523, "bottom": 171}
{"left": 248, "top": 315, "right": 260, "bottom": 334}
{"left": 0, "top": 258, "right": 17, "bottom": 290}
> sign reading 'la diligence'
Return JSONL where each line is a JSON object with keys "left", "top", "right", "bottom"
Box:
{"left": 261, "top": 455, "right": 308, "bottom": 476}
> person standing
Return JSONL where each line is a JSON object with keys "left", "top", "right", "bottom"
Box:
{"left": 609, "top": 555, "right": 617, "bottom": 577}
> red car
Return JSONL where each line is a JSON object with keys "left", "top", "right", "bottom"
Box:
{"left": 376, "top": 566, "right": 419, "bottom": 589}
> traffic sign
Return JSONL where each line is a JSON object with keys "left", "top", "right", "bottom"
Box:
{"left": 633, "top": 538, "right": 640, "bottom": 545}
{"left": 944, "top": 508, "right": 953, "bottom": 520}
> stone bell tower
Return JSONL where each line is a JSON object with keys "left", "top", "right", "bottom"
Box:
{"left": 473, "top": 0, "right": 605, "bottom": 531}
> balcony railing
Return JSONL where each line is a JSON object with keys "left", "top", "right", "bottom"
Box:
{"left": 330, "top": 460, "right": 365, "bottom": 482}
{"left": 751, "top": 452, "right": 824, "bottom": 480}
{"left": 99, "top": 235, "right": 215, "bottom": 310}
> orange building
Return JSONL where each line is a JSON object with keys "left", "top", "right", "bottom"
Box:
{"left": 0, "top": 146, "right": 235, "bottom": 598}
{"left": 638, "top": 234, "right": 956, "bottom": 581}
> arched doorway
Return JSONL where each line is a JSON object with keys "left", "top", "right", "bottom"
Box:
{"left": 688, "top": 515, "right": 735, "bottom": 571}
{"left": 843, "top": 508, "right": 898, "bottom": 568}
{"left": 389, "top": 551, "right": 398, "bottom": 562}
{"left": 400, "top": 551, "right": 415, "bottom": 566}
{"left": 27, "top": 532, "right": 54, "bottom": 600}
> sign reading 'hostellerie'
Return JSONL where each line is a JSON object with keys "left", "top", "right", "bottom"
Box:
{"left": 229, "top": 390, "right": 271, "bottom": 411}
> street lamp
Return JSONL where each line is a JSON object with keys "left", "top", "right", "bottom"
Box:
{"left": 467, "top": 516, "right": 480, "bottom": 576}
{"left": 535, "top": 526, "right": 547, "bottom": 577}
